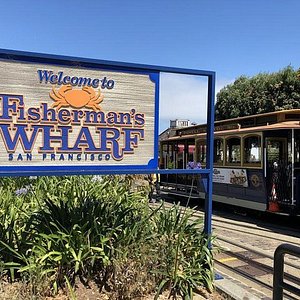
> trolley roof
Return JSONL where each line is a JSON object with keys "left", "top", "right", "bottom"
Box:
{"left": 161, "top": 109, "right": 300, "bottom": 141}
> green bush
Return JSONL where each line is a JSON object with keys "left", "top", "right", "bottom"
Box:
{"left": 0, "top": 175, "right": 215, "bottom": 299}
{"left": 153, "top": 205, "right": 214, "bottom": 299}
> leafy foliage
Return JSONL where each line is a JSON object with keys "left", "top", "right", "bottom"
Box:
{"left": 153, "top": 205, "right": 214, "bottom": 300}
{"left": 0, "top": 176, "right": 215, "bottom": 299}
{"left": 215, "top": 66, "right": 300, "bottom": 120}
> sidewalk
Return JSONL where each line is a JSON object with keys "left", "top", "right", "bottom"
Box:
{"left": 214, "top": 271, "right": 271, "bottom": 300}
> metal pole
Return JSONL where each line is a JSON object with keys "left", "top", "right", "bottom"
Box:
{"left": 204, "top": 73, "right": 215, "bottom": 236}
{"left": 292, "top": 129, "right": 295, "bottom": 205}
{"left": 264, "top": 142, "right": 267, "bottom": 178}
{"left": 273, "top": 246, "right": 284, "bottom": 300}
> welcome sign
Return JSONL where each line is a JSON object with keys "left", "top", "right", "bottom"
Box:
{"left": 0, "top": 51, "right": 159, "bottom": 175}
{"left": 0, "top": 49, "right": 215, "bottom": 237}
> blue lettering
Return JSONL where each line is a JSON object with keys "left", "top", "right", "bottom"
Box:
{"left": 101, "top": 77, "right": 107, "bottom": 89}
{"left": 122, "top": 128, "right": 144, "bottom": 152}
{"left": 50, "top": 74, "right": 58, "bottom": 84}
{"left": 119, "top": 113, "right": 131, "bottom": 125}
{"left": 39, "top": 125, "right": 71, "bottom": 152}
{"left": 92, "top": 79, "right": 99, "bottom": 88}
{"left": 71, "top": 127, "right": 99, "bottom": 152}
{"left": 18, "top": 105, "right": 26, "bottom": 121}
{"left": 0, "top": 94, "right": 24, "bottom": 121}
{"left": 0, "top": 124, "right": 40, "bottom": 152}
{"left": 107, "top": 80, "right": 114, "bottom": 89}
{"left": 72, "top": 110, "right": 84, "bottom": 124}
{"left": 107, "top": 112, "right": 117, "bottom": 125}
{"left": 77, "top": 77, "right": 92, "bottom": 86}
{"left": 70, "top": 77, "right": 78, "bottom": 86}
{"left": 134, "top": 113, "right": 145, "bottom": 126}
{"left": 28, "top": 107, "right": 41, "bottom": 122}
{"left": 41, "top": 103, "right": 57, "bottom": 122}
{"left": 84, "top": 110, "right": 105, "bottom": 124}
{"left": 58, "top": 109, "right": 71, "bottom": 124}
{"left": 97, "top": 127, "right": 122, "bottom": 160}
{"left": 57, "top": 71, "right": 63, "bottom": 84}
{"left": 37, "top": 70, "right": 53, "bottom": 83}
{"left": 38, "top": 70, "right": 114, "bottom": 90}
{"left": 63, "top": 76, "right": 70, "bottom": 84}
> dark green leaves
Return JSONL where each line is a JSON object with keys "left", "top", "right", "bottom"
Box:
{"left": 216, "top": 66, "right": 300, "bottom": 120}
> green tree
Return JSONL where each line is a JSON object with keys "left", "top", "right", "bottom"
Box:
{"left": 215, "top": 66, "right": 300, "bottom": 120}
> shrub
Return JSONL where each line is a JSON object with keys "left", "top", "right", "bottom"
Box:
{"left": 152, "top": 205, "right": 214, "bottom": 299}
{"left": 0, "top": 175, "right": 215, "bottom": 299}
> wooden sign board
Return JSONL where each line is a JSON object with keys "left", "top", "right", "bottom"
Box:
{"left": 0, "top": 50, "right": 159, "bottom": 176}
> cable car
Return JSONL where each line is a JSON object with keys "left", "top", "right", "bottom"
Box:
{"left": 159, "top": 110, "right": 300, "bottom": 214}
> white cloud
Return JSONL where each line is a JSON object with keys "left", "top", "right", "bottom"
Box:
{"left": 159, "top": 72, "right": 233, "bottom": 131}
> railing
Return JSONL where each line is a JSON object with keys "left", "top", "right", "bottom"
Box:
{"left": 273, "top": 243, "right": 300, "bottom": 300}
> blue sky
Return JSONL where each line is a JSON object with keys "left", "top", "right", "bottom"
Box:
{"left": 0, "top": 0, "right": 299, "bottom": 130}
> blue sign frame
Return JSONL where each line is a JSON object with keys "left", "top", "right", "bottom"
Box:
{"left": 0, "top": 49, "right": 215, "bottom": 235}
{"left": 0, "top": 49, "right": 162, "bottom": 176}
{"left": 0, "top": 48, "right": 215, "bottom": 177}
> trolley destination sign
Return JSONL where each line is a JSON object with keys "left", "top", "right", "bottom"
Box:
{"left": 0, "top": 50, "right": 159, "bottom": 175}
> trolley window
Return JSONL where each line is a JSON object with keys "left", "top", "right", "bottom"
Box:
{"left": 226, "top": 137, "right": 241, "bottom": 165}
{"left": 176, "top": 143, "right": 183, "bottom": 169}
{"left": 214, "top": 138, "right": 224, "bottom": 165}
{"left": 161, "top": 143, "right": 168, "bottom": 169}
{"left": 195, "top": 139, "right": 206, "bottom": 164}
{"left": 187, "top": 142, "right": 195, "bottom": 165}
{"left": 244, "top": 135, "right": 262, "bottom": 165}
{"left": 166, "top": 142, "right": 176, "bottom": 169}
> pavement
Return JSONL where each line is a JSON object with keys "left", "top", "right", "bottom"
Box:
{"left": 214, "top": 271, "right": 272, "bottom": 300}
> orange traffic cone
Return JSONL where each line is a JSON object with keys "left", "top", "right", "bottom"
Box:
{"left": 268, "top": 201, "right": 280, "bottom": 212}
